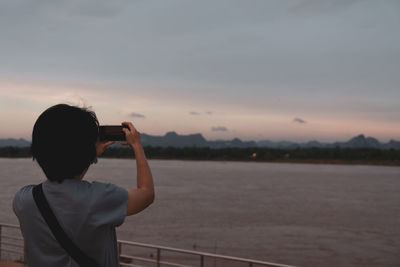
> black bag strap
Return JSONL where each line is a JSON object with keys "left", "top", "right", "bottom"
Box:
{"left": 32, "top": 183, "right": 100, "bottom": 267}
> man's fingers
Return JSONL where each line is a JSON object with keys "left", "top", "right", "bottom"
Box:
{"left": 122, "top": 121, "right": 136, "bottom": 133}
{"left": 122, "top": 121, "right": 132, "bottom": 130}
{"left": 122, "top": 122, "right": 131, "bottom": 132}
{"left": 98, "top": 140, "right": 115, "bottom": 146}
{"left": 128, "top": 124, "right": 135, "bottom": 133}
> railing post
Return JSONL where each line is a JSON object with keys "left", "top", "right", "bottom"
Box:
{"left": 23, "top": 245, "right": 27, "bottom": 264}
{"left": 0, "top": 224, "right": 2, "bottom": 260}
{"left": 249, "top": 262, "right": 253, "bottom": 267}
{"left": 156, "top": 248, "right": 161, "bottom": 267}
{"left": 200, "top": 255, "right": 204, "bottom": 267}
{"left": 118, "top": 241, "right": 122, "bottom": 265}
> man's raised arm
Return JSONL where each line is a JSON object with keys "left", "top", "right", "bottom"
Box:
{"left": 122, "top": 122, "right": 155, "bottom": 216}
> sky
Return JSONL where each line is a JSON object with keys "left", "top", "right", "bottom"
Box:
{"left": 0, "top": 0, "right": 399, "bottom": 142}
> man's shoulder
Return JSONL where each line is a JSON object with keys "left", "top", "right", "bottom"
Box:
{"left": 70, "top": 180, "right": 128, "bottom": 203}
{"left": 87, "top": 181, "right": 126, "bottom": 194}
{"left": 14, "top": 184, "right": 35, "bottom": 198}
{"left": 86, "top": 181, "right": 129, "bottom": 227}
{"left": 90, "top": 181, "right": 121, "bottom": 189}
{"left": 90, "top": 181, "right": 128, "bottom": 204}
{"left": 13, "top": 184, "right": 36, "bottom": 216}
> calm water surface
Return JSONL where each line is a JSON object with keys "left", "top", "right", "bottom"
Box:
{"left": 1, "top": 158, "right": 399, "bottom": 267}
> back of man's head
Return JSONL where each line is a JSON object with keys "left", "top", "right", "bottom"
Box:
{"left": 31, "top": 104, "right": 99, "bottom": 183}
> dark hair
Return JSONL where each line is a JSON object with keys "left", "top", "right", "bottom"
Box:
{"left": 31, "top": 104, "right": 99, "bottom": 183}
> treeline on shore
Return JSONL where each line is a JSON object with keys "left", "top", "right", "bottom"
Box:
{"left": 0, "top": 146, "right": 399, "bottom": 166}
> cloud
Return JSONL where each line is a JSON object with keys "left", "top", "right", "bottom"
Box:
{"left": 190, "top": 111, "right": 214, "bottom": 115}
{"left": 68, "top": 2, "right": 122, "bottom": 19}
{"left": 130, "top": 112, "right": 145, "bottom": 118}
{"left": 212, "top": 126, "right": 228, "bottom": 132}
{"left": 293, "top": 117, "right": 306, "bottom": 124}
{"left": 288, "top": 0, "right": 361, "bottom": 16}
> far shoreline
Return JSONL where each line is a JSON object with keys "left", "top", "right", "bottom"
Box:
{"left": 1, "top": 155, "right": 399, "bottom": 167}
{"left": 1, "top": 146, "right": 399, "bottom": 167}
{"left": 113, "top": 157, "right": 400, "bottom": 167}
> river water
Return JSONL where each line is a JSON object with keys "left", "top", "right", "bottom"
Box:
{"left": 1, "top": 158, "right": 399, "bottom": 267}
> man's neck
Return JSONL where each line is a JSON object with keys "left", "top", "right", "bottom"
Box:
{"left": 75, "top": 168, "right": 88, "bottom": 180}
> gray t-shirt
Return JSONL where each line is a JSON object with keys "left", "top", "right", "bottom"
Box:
{"left": 13, "top": 178, "right": 129, "bottom": 267}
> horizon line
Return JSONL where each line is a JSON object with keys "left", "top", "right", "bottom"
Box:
{"left": 1, "top": 133, "right": 399, "bottom": 144}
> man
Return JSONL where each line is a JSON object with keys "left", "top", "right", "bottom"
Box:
{"left": 13, "top": 104, "right": 154, "bottom": 267}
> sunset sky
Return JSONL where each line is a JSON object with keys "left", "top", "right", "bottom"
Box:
{"left": 0, "top": 0, "right": 399, "bottom": 142}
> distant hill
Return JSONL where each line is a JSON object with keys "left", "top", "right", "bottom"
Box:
{"left": 1, "top": 133, "right": 399, "bottom": 149}
{"left": 257, "top": 134, "right": 400, "bottom": 150}
{"left": 385, "top": 140, "right": 400, "bottom": 150}
{"left": 112, "top": 132, "right": 256, "bottom": 148}
{"left": 0, "top": 138, "right": 31, "bottom": 147}
{"left": 141, "top": 131, "right": 208, "bottom": 147}
{"left": 334, "top": 135, "right": 382, "bottom": 149}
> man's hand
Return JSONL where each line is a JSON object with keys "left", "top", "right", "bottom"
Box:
{"left": 96, "top": 140, "right": 115, "bottom": 157}
{"left": 121, "top": 122, "right": 141, "bottom": 148}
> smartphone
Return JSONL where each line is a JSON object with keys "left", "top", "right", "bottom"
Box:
{"left": 99, "top": 125, "right": 129, "bottom": 141}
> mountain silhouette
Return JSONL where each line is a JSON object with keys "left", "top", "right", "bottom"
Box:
{"left": 0, "top": 133, "right": 399, "bottom": 149}
{"left": 0, "top": 138, "right": 31, "bottom": 147}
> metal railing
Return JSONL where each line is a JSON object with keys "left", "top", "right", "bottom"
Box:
{"left": 0, "top": 223, "right": 297, "bottom": 267}
{"left": 117, "top": 240, "right": 296, "bottom": 267}
{"left": 0, "top": 223, "right": 26, "bottom": 265}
